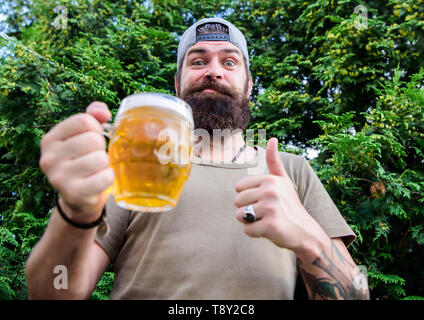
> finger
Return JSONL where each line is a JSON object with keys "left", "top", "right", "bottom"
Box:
{"left": 243, "top": 219, "right": 268, "bottom": 238}
{"left": 43, "top": 113, "right": 103, "bottom": 144}
{"left": 85, "top": 101, "right": 112, "bottom": 124}
{"left": 234, "top": 187, "right": 261, "bottom": 208}
{"left": 66, "top": 150, "right": 110, "bottom": 178}
{"left": 60, "top": 131, "right": 106, "bottom": 160}
{"left": 235, "top": 175, "right": 264, "bottom": 193}
{"left": 235, "top": 207, "right": 245, "bottom": 223}
{"left": 266, "top": 137, "right": 287, "bottom": 177}
{"left": 74, "top": 167, "right": 115, "bottom": 196}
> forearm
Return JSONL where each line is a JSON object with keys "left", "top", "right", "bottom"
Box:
{"left": 296, "top": 237, "right": 370, "bottom": 300}
{"left": 26, "top": 208, "right": 98, "bottom": 299}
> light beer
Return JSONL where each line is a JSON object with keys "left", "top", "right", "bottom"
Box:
{"left": 107, "top": 93, "right": 194, "bottom": 212}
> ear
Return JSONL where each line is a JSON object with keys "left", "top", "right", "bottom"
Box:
{"left": 174, "top": 75, "right": 179, "bottom": 97}
{"left": 247, "top": 76, "right": 253, "bottom": 97}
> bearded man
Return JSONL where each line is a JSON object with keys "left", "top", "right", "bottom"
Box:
{"left": 26, "top": 18, "right": 369, "bottom": 300}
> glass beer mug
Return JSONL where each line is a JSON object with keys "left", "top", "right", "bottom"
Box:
{"left": 104, "top": 92, "right": 194, "bottom": 212}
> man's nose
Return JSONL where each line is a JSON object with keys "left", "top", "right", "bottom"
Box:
{"left": 205, "top": 60, "right": 223, "bottom": 80}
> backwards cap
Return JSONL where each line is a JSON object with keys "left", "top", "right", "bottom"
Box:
{"left": 177, "top": 17, "right": 249, "bottom": 72}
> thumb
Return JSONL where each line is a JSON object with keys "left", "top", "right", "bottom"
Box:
{"left": 85, "top": 101, "right": 112, "bottom": 124}
{"left": 266, "top": 137, "right": 287, "bottom": 177}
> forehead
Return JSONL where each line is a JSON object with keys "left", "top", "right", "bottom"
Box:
{"left": 185, "top": 41, "right": 243, "bottom": 58}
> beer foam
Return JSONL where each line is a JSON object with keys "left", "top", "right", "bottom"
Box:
{"left": 117, "top": 92, "right": 194, "bottom": 127}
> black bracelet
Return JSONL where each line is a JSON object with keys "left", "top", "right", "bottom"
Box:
{"left": 56, "top": 197, "right": 106, "bottom": 229}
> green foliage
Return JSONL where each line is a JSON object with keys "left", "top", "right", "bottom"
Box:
{"left": 310, "top": 67, "right": 424, "bottom": 299}
{"left": 1, "top": 0, "right": 423, "bottom": 299}
{"left": 89, "top": 271, "right": 114, "bottom": 300}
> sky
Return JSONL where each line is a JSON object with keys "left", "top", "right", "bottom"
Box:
{"left": 0, "top": 12, "right": 8, "bottom": 58}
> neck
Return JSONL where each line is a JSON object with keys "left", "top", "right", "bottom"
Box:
{"left": 193, "top": 131, "right": 254, "bottom": 163}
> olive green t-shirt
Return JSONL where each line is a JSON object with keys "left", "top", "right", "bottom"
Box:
{"left": 95, "top": 147, "right": 355, "bottom": 299}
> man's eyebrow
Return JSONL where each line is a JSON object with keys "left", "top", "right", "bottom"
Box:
{"left": 186, "top": 47, "right": 242, "bottom": 57}
{"left": 186, "top": 48, "right": 207, "bottom": 56}
{"left": 220, "top": 48, "right": 241, "bottom": 56}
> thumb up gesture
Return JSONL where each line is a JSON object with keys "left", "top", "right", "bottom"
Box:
{"left": 234, "top": 138, "right": 321, "bottom": 251}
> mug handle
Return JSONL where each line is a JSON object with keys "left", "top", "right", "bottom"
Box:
{"left": 101, "top": 122, "right": 115, "bottom": 196}
{"left": 102, "top": 122, "right": 115, "bottom": 139}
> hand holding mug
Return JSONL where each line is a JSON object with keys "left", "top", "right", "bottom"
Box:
{"left": 39, "top": 102, "right": 114, "bottom": 223}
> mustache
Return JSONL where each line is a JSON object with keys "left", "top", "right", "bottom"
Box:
{"left": 182, "top": 79, "right": 236, "bottom": 99}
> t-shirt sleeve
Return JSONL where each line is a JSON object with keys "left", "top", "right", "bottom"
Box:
{"left": 281, "top": 153, "right": 356, "bottom": 247}
{"left": 95, "top": 195, "right": 130, "bottom": 262}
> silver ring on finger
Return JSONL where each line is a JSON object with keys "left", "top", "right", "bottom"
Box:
{"left": 242, "top": 204, "right": 257, "bottom": 223}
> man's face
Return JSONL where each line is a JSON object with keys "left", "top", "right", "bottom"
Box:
{"left": 175, "top": 41, "right": 253, "bottom": 133}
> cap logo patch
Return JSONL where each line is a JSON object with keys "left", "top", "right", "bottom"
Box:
{"left": 196, "top": 33, "right": 230, "bottom": 42}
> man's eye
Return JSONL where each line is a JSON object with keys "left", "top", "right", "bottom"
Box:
{"left": 224, "top": 60, "right": 235, "bottom": 67}
{"left": 192, "top": 60, "right": 205, "bottom": 66}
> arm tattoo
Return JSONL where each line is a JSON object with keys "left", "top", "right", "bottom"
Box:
{"left": 299, "top": 242, "right": 369, "bottom": 300}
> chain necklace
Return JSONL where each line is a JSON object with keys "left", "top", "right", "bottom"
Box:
{"left": 194, "top": 143, "right": 248, "bottom": 163}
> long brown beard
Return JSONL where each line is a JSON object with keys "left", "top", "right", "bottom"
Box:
{"left": 180, "top": 79, "right": 250, "bottom": 134}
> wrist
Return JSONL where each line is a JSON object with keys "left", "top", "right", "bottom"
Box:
{"left": 57, "top": 197, "right": 104, "bottom": 226}
{"left": 293, "top": 221, "right": 330, "bottom": 265}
